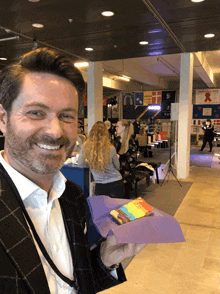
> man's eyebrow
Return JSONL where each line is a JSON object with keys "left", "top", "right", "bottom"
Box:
{"left": 24, "top": 102, "right": 50, "bottom": 110}
{"left": 24, "top": 102, "right": 77, "bottom": 113}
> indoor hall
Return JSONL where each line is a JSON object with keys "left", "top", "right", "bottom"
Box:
{"left": 100, "top": 146, "right": 220, "bottom": 294}
{"left": 0, "top": 1, "right": 220, "bottom": 293}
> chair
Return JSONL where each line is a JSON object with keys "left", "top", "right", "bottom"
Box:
{"left": 133, "top": 161, "right": 161, "bottom": 198}
{"left": 133, "top": 168, "right": 151, "bottom": 198}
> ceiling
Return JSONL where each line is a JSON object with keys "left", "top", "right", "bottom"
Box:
{"left": 0, "top": 0, "right": 219, "bottom": 91}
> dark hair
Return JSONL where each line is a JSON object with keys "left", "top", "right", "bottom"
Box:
{"left": 0, "top": 47, "right": 85, "bottom": 113}
{"left": 206, "top": 119, "right": 211, "bottom": 123}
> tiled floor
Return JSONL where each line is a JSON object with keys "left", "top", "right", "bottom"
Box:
{"left": 100, "top": 149, "right": 220, "bottom": 294}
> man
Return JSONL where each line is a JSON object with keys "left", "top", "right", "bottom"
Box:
{"left": 200, "top": 119, "right": 215, "bottom": 152}
{"left": 147, "top": 117, "right": 155, "bottom": 144}
{"left": 0, "top": 48, "right": 146, "bottom": 293}
{"left": 132, "top": 118, "right": 140, "bottom": 139}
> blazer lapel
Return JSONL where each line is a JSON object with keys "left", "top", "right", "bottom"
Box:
{"left": 59, "top": 180, "right": 96, "bottom": 294}
{"left": 0, "top": 164, "right": 50, "bottom": 294}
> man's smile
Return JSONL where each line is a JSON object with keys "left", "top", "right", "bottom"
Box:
{"left": 36, "top": 143, "right": 63, "bottom": 150}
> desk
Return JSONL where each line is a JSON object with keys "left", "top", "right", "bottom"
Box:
{"left": 60, "top": 164, "right": 101, "bottom": 247}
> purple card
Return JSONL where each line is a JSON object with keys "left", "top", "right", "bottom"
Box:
{"left": 87, "top": 196, "right": 185, "bottom": 244}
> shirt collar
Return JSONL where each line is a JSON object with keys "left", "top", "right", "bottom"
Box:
{"left": 0, "top": 151, "right": 67, "bottom": 203}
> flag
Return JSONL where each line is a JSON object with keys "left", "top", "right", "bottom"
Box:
{"left": 152, "top": 91, "right": 162, "bottom": 104}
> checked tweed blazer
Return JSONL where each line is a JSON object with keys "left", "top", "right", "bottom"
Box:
{"left": 0, "top": 164, "right": 126, "bottom": 293}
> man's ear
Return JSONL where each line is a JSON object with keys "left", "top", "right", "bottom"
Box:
{"left": 0, "top": 104, "right": 8, "bottom": 134}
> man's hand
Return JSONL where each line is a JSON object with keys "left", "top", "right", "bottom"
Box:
{"left": 100, "top": 234, "right": 146, "bottom": 268}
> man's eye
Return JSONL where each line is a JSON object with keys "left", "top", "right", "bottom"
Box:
{"left": 30, "top": 111, "right": 40, "bottom": 115}
{"left": 60, "top": 114, "right": 75, "bottom": 122}
{"left": 27, "top": 110, "right": 44, "bottom": 117}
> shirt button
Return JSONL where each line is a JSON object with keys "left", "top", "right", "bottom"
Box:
{"left": 63, "top": 283, "right": 68, "bottom": 290}
{"left": 53, "top": 244, "right": 59, "bottom": 252}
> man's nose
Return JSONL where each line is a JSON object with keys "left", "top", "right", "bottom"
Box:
{"left": 45, "top": 117, "right": 63, "bottom": 138}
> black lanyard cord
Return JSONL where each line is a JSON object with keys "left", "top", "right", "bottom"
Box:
{"left": 12, "top": 186, "right": 78, "bottom": 290}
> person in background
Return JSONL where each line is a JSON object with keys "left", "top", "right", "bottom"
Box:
{"left": 104, "top": 119, "right": 114, "bottom": 142}
{"left": 0, "top": 47, "right": 146, "bottom": 293}
{"left": 71, "top": 128, "right": 86, "bottom": 157}
{"left": 200, "top": 119, "right": 215, "bottom": 152}
{"left": 135, "top": 128, "right": 148, "bottom": 157}
{"left": 104, "top": 119, "right": 111, "bottom": 132}
{"left": 78, "top": 121, "right": 125, "bottom": 198}
{"left": 147, "top": 117, "right": 155, "bottom": 143}
{"left": 154, "top": 119, "right": 161, "bottom": 134}
{"left": 132, "top": 117, "right": 140, "bottom": 139}
{"left": 115, "top": 119, "right": 137, "bottom": 199}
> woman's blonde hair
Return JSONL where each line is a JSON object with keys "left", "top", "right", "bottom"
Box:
{"left": 118, "top": 119, "right": 134, "bottom": 154}
{"left": 83, "top": 121, "right": 112, "bottom": 172}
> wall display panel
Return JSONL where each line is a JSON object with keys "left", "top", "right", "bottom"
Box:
{"left": 143, "top": 91, "right": 162, "bottom": 105}
{"left": 122, "top": 91, "right": 175, "bottom": 120}
{"left": 134, "top": 92, "right": 144, "bottom": 105}
{"left": 122, "top": 92, "right": 135, "bottom": 106}
{"left": 123, "top": 104, "right": 162, "bottom": 120}
{"left": 135, "top": 105, "right": 161, "bottom": 120}
{"left": 195, "top": 89, "right": 220, "bottom": 105}
{"left": 161, "top": 91, "right": 176, "bottom": 119}
{"left": 193, "top": 104, "right": 220, "bottom": 120}
{"left": 123, "top": 105, "right": 136, "bottom": 119}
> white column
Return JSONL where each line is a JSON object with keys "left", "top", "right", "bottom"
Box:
{"left": 87, "top": 62, "right": 103, "bottom": 133}
{"left": 177, "top": 53, "right": 194, "bottom": 179}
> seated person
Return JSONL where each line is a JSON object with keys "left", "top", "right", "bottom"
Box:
{"left": 136, "top": 128, "right": 147, "bottom": 147}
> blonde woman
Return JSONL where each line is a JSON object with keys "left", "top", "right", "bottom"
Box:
{"left": 78, "top": 121, "right": 125, "bottom": 198}
{"left": 115, "top": 119, "right": 138, "bottom": 198}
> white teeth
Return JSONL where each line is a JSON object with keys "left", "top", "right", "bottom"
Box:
{"left": 37, "top": 143, "right": 60, "bottom": 150}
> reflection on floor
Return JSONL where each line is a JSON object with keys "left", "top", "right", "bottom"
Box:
{"left": 100, "top": 147, "right": 220, "bottom": 294}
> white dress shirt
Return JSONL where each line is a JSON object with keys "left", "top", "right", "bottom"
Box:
{"left": 0, "top": 151, "right": 76, "bottom": 294}
{"left": 0, "top": 151, "right": 118, "bottom": 293}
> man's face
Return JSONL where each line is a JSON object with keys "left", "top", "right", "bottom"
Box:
{"left": 0, "top": 72, "right": 78, "bottom": 177}
{"left": 206, "top": 121, "right": 210, "bottom": 126}
{"left": 116, "top": 121, "right": 125, "bottom": 136}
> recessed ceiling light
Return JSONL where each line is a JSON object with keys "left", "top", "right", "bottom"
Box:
{"left": 85, "top": 48, "right": 93, "bottom": 51}
{"left": 74, "top": 62, "right": 89, "bottom": 67}
{"left": 139, "top": 41, "right": 149, "bottom": 45}
{"left": 191, "top": 0, "right": 204, "bottom": 2}
{"left": 101, "top": 11, "right": 114, "bottom": 17}
{"left": 28, "top": 0, "right": 40, "bottom": 2}
{"left": 32, "top": 23, "right": 44, "bottom": 28}
{"left": 204, "top": 33, "right": 215, "bottom": 38}
{"left": 0, "top": 57, "right": 7, "bottom": 60}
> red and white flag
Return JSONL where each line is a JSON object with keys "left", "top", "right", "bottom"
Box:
{"left": 152, "top": 91, "right": 162, "bottom": 104}
{"left": 214, "top": 119, "right": 220, "bottom": 126}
